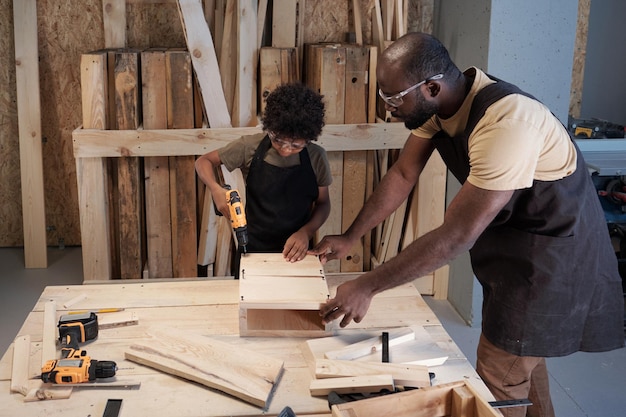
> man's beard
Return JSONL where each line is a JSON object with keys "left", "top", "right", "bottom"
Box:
{"left": 402, "top": 93, "right": 439, "bottom": 130}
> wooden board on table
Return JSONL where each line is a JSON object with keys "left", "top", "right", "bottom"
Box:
{"left": 310, "top": 374, "right": 394, "bottom": 396}
{"left": 239, "top": 253, "right": 324, "bottom": 277}
{"left": 125, "top": 327, "right": 284, "bottom": 408}
{"left": 331, "top": 380, "right": 501, "bottom": 417}
{"left": 315, "top": 359, "right": 430, "bottom": 388}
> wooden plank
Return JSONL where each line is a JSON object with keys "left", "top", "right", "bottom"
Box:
{"left": 13, "top": 0, "right": 47, "bottom": 268}
{"left": 308, "top": 44, "right": 347, "bottom": 272}
{"left": 78, "top": 52, "right": 111, "bottom": 281}
{"left": 10, "top": 335, "right": 30, "bottom": 395}
{"left": 42, "top": 300, "right": 57, "bottom": 368}
{"left": 257, "top": 0, "right": 269, "bottom": 49}
{"left": 272, "top": 0, "right": 297, "bottom": 47}
{"left": 73, "top": 123, "right": 410, "bottom": 157}
{"left": 341, "top": 45, "right": 369, "bottom": 272}
{"left": 177, "top": 0, "right": 232, "bottom": 128}
{"left": 315, "top": 359, "right": 430, "bottom": 388}
{"left": 142, "top": 48, "right": 174, "bottom": 278}
{"left": 310, "top": 374, "right": 394, "bottom": 396}
{"left": 166, "top": 49, "right": 198, "bottom": 278}
{"left": 219, "top": 0, "right": 237, "bottom": 114}
{"left": 239, "top": 253, "right": 324, "bottom": 277}
{"left": 102, "top": 0, "right": 126, "bottom": 48}
{"left": 233, "top": 0, "right": 257, "bottom": 127}
{"left": 258, "top": 47, "right": 298, "bottom": 113}
{"left": 351, "top": 0, "right": 363, "bottom": 45}
{"left": 372, "top": 1, "right": 385, "bottom": 51}
{"left": 125, "top": 327, "right": 284, "bottom": 408}
{"left": 114, "top": 50, "right": 143, "bottom": 279}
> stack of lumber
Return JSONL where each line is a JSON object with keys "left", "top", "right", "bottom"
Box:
{"left": 75, "top": 0, "right": 448, "bottom": 290}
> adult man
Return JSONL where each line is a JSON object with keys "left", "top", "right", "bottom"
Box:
{"left": 309, "top": 32, "right": 624, "bottom": 417}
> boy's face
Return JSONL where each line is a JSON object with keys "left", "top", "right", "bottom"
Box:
{"left": 268, "top": 132, "right": 310, "bottom": 157}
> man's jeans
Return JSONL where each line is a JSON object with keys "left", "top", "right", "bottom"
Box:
{"left": 476, "top": 333, "right": 556, "bottom": 417}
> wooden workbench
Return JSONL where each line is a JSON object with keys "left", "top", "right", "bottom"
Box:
{"left": 0, "top": 275, "right": 493, "bottom": 416}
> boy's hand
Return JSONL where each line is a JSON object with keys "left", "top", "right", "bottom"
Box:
{"left": 283, "top": 230, "right": 309, "bottom": 262}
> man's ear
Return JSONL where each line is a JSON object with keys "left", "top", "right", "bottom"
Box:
{"left": 426, "top": 81, "right": 441, "bottom": 97}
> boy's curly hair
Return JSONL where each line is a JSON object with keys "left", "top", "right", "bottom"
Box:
{"left": 261, "top": 83, "right": 325, "bottom": 141}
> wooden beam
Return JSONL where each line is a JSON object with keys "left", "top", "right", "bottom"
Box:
{"left": 310, "top": 374, "right": 394, "bottom": 396}
{"left": 72, "top": 123, "right": 410, "bottom": 157}
{"left": 13, "top": 0, "right": 47, "bottom": 268}
{"left": 177, "top": 0, "right": 232, "bottom": 128}
{"left": 315, "top": 359, "right": 430, "bottom": 388}
{"left": 10, "top": 335, "right": 30, "bottom": 395}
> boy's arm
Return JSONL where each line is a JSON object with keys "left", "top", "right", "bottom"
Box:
{"left": 283, "top": 186, "right": 330, "bottom": 262}
{"left": 195, "top": 150, "right": 229, "bottom": 218}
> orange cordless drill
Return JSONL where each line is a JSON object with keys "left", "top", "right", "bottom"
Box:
{"left": 224, "top": 185, "right": 248, "bottom": 254}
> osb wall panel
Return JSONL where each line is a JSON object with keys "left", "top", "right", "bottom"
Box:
{"left": 0, "top": 0, "right": 21, "bottom": 246}
{"left": 0, "top": 0, "right": 583, "bottom": 249}
{"left": 569, "top": 0, "right": 590, "bottom": 118}
{"left": 0, "top": 0, "right": 187, "bottom": 248}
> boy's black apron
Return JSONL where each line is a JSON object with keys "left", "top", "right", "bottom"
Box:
{"left": 431, "top": 76, "right": 624, "bottom": 357}
{"left": 245, "top": 136, "right": 319, "bottom": 252}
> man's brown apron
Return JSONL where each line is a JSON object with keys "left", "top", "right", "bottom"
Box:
{"left": 432, "top": 77, "right": 624, "bottom": 357}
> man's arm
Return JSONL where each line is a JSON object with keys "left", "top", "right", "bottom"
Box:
{"left": 195, "top": 150, "right": 230, "bottom": 219}
{"left": 283, "top": 186, "right": 331, "bottom": 262}
{"left": 309, "top": 134, "right": 435, "bottom": 262}
{"left": 322, "top": 182, "right": 515, "bottom": 327}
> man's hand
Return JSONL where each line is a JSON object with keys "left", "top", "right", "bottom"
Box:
{"left": 283, "top": 230, "right": 309, "bottom": 262}
{"left": 307, "top": 235, "right": 354, "bottom": 264}
{"left": 320, "top": 279, "right": 373, "bottom": 328}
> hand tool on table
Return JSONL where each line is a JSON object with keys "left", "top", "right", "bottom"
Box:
{"left": 40, "top": 346, "right": 117, "bottom": 384}
{"left": 57, "top": 311, "right": 99, "bottom": 347}
{"left": 39, "top": 311, "right": 117, "bottom": 384}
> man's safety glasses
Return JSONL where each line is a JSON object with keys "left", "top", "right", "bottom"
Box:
{"left": 378, "top": 73, "right": 444, "bottom": 107}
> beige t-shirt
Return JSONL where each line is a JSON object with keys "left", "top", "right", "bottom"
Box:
{"left": 218, "top": 133, "right": 333, "bottom": 187}
{"left": 413, "top": 67, "right": 577, "bottom": 190}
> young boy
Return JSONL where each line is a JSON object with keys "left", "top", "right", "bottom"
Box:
{"left": 195, "top": 83, "right": 331, "bottom": 263}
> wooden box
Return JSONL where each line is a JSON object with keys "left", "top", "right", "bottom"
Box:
{"left": 331, "top": 380, "right": 502, "bottom": 417}
{"left": 239, "top": 253, "right": 333, "bottom": 337}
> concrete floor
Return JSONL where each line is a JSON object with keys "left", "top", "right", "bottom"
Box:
{"left": 1, "top": 246, "right": 625, "bottom": 416}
